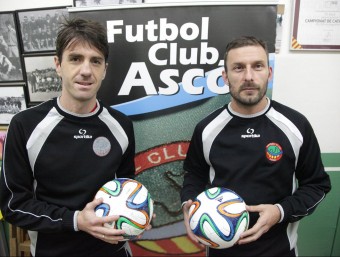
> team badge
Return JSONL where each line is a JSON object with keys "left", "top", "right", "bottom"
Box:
{"left": 265, "top": 143, "right": 283, "bottom": 162}
{"left": 93, "top": 137, "right": 111, "bottom": 157}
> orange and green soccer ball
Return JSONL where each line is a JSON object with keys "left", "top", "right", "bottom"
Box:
{"left": 95, "top": 178, "right": 154, "bottom": 240}
{"left": 189, "top": 187, "right": 249, "bottom": 249}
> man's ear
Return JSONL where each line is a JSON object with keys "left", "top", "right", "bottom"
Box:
{"left": 222, "top": 70, "right": 229, "bottom": 86}
{"left": 268, "top": 66, "right": 273, "bottom": 81}
{"left": 54, "top": 56, "right": 61, "bottom": 77}
{"left": 102, "top": 63, "right": 108, "bottom": 80}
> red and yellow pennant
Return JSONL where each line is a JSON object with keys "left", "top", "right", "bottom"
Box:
{"left": 130, "top": 235, "right": 205, "bottom": 256}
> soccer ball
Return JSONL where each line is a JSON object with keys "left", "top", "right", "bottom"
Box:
{"left": 188, "top": 187, "right": 249, "bottom": 249}
{"left": 94, "top": 178, "right": 154, "bottom": 240}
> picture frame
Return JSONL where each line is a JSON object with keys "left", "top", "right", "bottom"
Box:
{"left": 291, "top": 0, "right": 340, "bottom": 51}
{"left": 73, "top": 0, "right": 144, "bottom": 7}
{"left": 16, "top": 6, "right": 69, "bottom": 54}
{"left": 0, "top": 12, "right": 24, "bottom": 82}
{"left": 23, "top": 54, "right": 61, "bottom": 105}
{"left": 0, "top": 85, "right": 27, "bottom": 125}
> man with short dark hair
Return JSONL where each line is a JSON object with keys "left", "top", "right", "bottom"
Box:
{"left": 181, "top": 36, "right": 331, "bottom": 256}
{"left": 0, "top": 18, "right": 137, "bottom": 256}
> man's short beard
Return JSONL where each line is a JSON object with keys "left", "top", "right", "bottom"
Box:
{"left": 229, "top": 81, "right": 267, "bottom": 106}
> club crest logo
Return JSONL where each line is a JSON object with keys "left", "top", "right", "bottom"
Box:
{"left": 265, "top": 143, "right": 283, "bottom": 162}
{"left": 93, "top": 136, "right": 111, "bottom": 157}
{"left": 131, "top": 141, "right": 204, "bottom": 255}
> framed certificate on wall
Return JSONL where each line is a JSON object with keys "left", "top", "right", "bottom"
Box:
{"left": 291, "top": 0, "right": 340, "bottom": 50}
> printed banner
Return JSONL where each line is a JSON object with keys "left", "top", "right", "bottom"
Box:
{"left": 70, "top": 3, "right": 277, "bottom": 256}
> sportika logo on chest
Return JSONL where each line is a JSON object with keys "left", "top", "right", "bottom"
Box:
{"left": 74, "top": 129, "right": 93, "bottom": 139}
{"left": 241, "top": 128, "right": 260, "bottom": 139}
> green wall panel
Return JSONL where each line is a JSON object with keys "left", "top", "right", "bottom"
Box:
{"left": 321, "top": 153, "right": 340, "bottom": 167}
{"left": 298, "top": 171, "right": 340, "bottom": 256}
{"left": 331, "top": 207, "right": 340, "bottom": 256}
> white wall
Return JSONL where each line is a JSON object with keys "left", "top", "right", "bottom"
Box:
{"left": 0, "top": 0, "right": 72, "bottom": 11}
{"left": 273, "top": 0, "right": 340, "bottom": 154}
{"left": 2, "top": 0, "right": 339, "bottom": 153}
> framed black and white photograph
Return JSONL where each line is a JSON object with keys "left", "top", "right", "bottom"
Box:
{"left": 16, "top": 7, "right": 69, "bottom": 54}
{"left": 0, "top": 12, "right": 24, "bottom": 82}
{"left": 74, "top": 0, "right": 144, "bottom": 7}
{"left": 24, "top": 55, "right": 61, "bottom": 104}
{"left": 0, "top": 85, "right": 27, "bottom": 125}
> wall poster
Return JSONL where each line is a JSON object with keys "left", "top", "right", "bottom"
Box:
{"left": 16, "top": 6, "right": 69, "bottom": 54}
{"left": 291, "top": 0, "right": 340, "bottom": 50}
{"left": 0, "top": 85, "right": 26, "bottom": 125}
{"left": 70, "top": 2, "right": 277, "bottom": 256}
{"left": 23, "top": 55, "right": 61, "bottom": 105}
{"left": 0, "top": 12, "right": 24, "bottom": 82}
